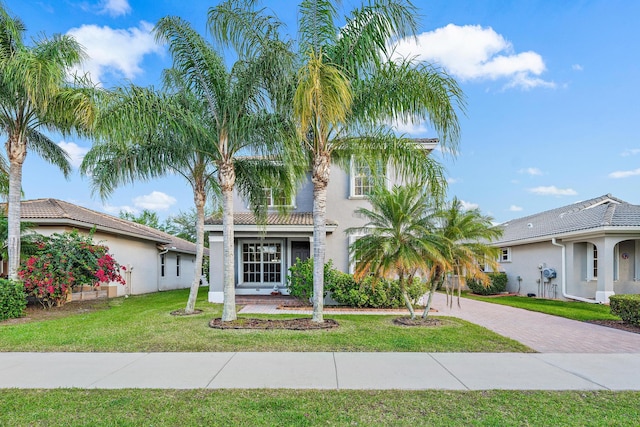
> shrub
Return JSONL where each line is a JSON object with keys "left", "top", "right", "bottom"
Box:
{"left": 286, "top": 258, "right": 332, "bottom": 301}
{"left": 466, "top": 272, "right": 508, "bottom": 296}
{"left": 0, "top": 279, "right": 27, "bottom": 321}
{"left": 610, "top": 294, "right": 640, "bottom": 325}
{"left": 327, "top": 274, "right": 427, "bottom": 308}
{"left": 18, "top": 230, "right": 126, "bottom": 308}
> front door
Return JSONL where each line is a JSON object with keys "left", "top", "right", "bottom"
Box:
{"left": 291, "top": 241, "right": 311, "bottom": 263}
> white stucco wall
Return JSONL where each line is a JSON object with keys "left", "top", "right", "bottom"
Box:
{"left": 498, "top": 241, "right": 563, "bottom": 299}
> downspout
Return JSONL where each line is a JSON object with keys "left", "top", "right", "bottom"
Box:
{"left": 551, "top": 238, "right": 601, "bottom": 304}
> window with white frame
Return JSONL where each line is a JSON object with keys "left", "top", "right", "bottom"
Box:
{"left": 350, "top": 158, "right": 385, "bottom": 198}
{"left": 176, "top": 254, "right": 181, "bottom": 277}
{"left": 499, "top": 247, "right": 511, "bottom": 262}
{"left": 259, "top": 188, "right": 294, "bottom": 208}
{"left": 587, "top": 243, "right": 598, "bottom": 280}
{"left": 160, "top": 253, "right": 166, "bottom": 277}
{"left": 241, "top": 241, "right": 283, "bottom": 284}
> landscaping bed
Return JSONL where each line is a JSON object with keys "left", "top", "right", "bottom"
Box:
{"left": 209, "top": 317, "right": 339, "bottom": 330}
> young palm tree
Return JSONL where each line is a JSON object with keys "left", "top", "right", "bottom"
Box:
{"left": 421, "top": 197, "right": 503, "bottom": 318}
{"left": 210, "top": 0, "right": 464, "bottom": 322}
{"left": 0, "top": 4, "right": 95, "bottom": 279}
{"left": 346, "top": 185, "right": 447, "bottom": 319}
{"left": 83, "top": 17, "right": 296, "bottom": 319}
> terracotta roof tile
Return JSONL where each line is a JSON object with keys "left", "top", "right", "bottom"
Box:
{"left": 206, "top": 212, "right": 337, "bottom": 226}
{"left": 11, "top": 199, "right": 201, "bottom": 255}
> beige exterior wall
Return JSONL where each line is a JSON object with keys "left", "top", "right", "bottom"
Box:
{"left": 31, "top": 225, "right": 195, "bottom": 296}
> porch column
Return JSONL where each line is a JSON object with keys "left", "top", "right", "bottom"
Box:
{"left": 596, "top": 238, "right": 615, "bottom": 303}
{"left": 208, "top": 235, "right": 224, "bottom": 303}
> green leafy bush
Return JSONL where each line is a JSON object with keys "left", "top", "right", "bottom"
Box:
{"left": 326, "top": 273, "right": 427, "bottom": 308}
{"left": 0, "top": 279, "right": 27, "bottom": 321}
{"left": 286, "top": 258, "right": 332, "bottom": 301}
{"left": 18, "top": 230, "right": 126, "bottom": 308}
{"left": 466, "top": 272, "right": 508, "bottom": 295}
{"left": 610, "top": 294, "right": 640, "bottom": 325}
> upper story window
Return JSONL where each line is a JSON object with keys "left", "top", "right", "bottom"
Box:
{"left": 350, "top": 158, "right": 385, "bottom": 198}
{"left": 499, "top": 247, "right": 511, "bottom": 263}
{"left": 263, "top": 188, "right": 294, "bottom": 208}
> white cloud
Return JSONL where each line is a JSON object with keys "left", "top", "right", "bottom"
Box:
{"left": 57, "top": 141, "right": 89, "bottom": 168}
{"left": 67, "top": 21, "right": 162, "bottom": 84}
{"left": 459, "top": 199, "right": 479, "bottom": 210}
{"left": 102, "top": 203, "right": 137, "bottom": 215}
{"left": 392, "top": 24, "right": 554, "bottom": 90}
{"left": 446, "top": 177, "right": 459, "bottom": 184}
{"left": 621, "top": 149, "right": 640, "bottom": 157}
{"left": 609, "top": 168, "right": 640, "bottom": 179}
{"left": 392, "top": 119, "right": 428, "bottom": 136}
{"left": 99, "top": 0, "right": 131, "bottom": 17}
{"left": 572, "top": 64, "right": 583, "bottom": 71}
{"left": 133, "top": 191, "right": 176, "bottom": 211}
{"left": 528, "top": 186, "right": 577, "bottom": 196}
{"left": 509, "top": 205, "right": 523, "bottom": 212}
{"left": 519, "top": 167, "right": 543, "bottom": 176}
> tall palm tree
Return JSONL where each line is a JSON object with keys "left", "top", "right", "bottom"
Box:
{"left": 210, "top": 0, "right": 464, "bottom": 322}
{"left": 346, "top": 185, "right": 447, "bottom": 319}
{"left": 0, "top": 4, "right": 95, "bottom": 279}
{"left": 421, "top": 197, "right": 502, "bottom": 318}
{"left": 83, "top": 16, "right": 296, "bottom": 318}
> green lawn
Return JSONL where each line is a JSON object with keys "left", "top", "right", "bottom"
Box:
{"left": 0, "top": 288, "right": 531, "bottom": 352}
{"left": 463, "top": 293, "right": 619, "bottom": 321}
{"left": 1, "top": 389, "right": 638, "bottom": 426}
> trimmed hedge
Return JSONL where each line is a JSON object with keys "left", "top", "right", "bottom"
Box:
{"left": 466, "top": 272, "right": 508, "bottom": 296}
{"left": 326, "top": 271, "right": 427, "bottom": 309}
{"left": 286, "top": 258, "right": 427, "bottom": 308}
{"left": 610, "top": 294, "right": 640, "bottom": 325}
{"left": 0, "top": 279, "right": 27, "bottom": 321}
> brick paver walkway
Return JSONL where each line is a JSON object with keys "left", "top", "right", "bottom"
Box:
{"left": 431, "top": 292, "right": 640, "bottom": 353}
{"left": 239, "top": 293, "right": 640, "bottom": 353}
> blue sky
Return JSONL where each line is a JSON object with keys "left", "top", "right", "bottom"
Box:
{"left": 6, "top": 0, "right": 640, "bottom": 223}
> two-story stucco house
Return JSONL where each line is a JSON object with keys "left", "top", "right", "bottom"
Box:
{"left": 493, "top": 194, "right": 640, "bottom": 304}
{"left": 205, "top": 139, "right": 438, "bottom": 302}
{"left": 4, "top": 198, "right": 203, "bottom": 297}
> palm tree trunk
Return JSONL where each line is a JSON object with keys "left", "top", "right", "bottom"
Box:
{"left": 220, "top": 161, "right": 237, "bottom": 322}
{"left": 311, "top": 153, "right": 330, "bottom": 323}
{"left": 7, "top": 135, "right": 26, "bottom": 280}
{"left": 185, "top": 187, "right": 206, "bottom": 314}
{"left": 398, "top": 275, "right": 415, "bottom": 319}
{"left": 422, "top": 268, "right": 444, "bottom": 319}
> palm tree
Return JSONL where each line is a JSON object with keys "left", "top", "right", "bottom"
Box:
{"left": 346, "top": 185, "right": 447, "bottom": 319}
{"left": 0, "top": 4, "right": 95, "bottom": 279}
{"left": 83, "top": 16, "right": 296, "bottom": 318}
{"left": 421, "top": 197, "right": 503, "bottom": 318}
{"left": 210, "top": 0, "right": 464, "bottom": 322}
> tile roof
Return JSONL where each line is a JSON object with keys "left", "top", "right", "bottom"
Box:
{"left": 12, "top": 199, "right": 200, "bottom": 254}
{"left": 495, "top": 194, "right": 640, "bottom": 245}
{"left": 206, "top": 212, "right": 338, "bottom": 226}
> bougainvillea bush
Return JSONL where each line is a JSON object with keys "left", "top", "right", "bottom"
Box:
{"left": 18, "top": 230, "right": 126, "bottom": 308}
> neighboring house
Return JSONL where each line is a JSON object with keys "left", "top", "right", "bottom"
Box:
{"left": 493, "top": 194, "right": 640, "bottom": 303}
{"left": 3, "top": 199, "right": 204, "bottom": 297}
{"left": 204, "top": 139, "right": 438, "bottom": 302}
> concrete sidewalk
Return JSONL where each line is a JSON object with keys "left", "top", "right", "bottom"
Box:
{"left": 241, "top": 292, "right": 640, "bottom": 353}
{"left": 1, "top": 352, "right": 640, "bottom": 390}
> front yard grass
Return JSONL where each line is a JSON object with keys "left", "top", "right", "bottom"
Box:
{"left": 0, "top": 288, "right": 531, "bottom": 353}
{"left": 462, "top": 293, "right": 619, "bottom": 321}
{"left": 2, "top": 389, "right": 638, "bottom": 426}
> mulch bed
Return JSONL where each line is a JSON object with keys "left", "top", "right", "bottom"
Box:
{"left": 393, "top": 317, "right": 444, "bottom": 327}
{"left": 209, "top": 317, "right": 340, "bottom": 330}
{"left": 586, "top": 319, "right": 640, "bottom": 334}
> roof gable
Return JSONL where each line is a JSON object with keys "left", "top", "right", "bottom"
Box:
{"left": 495, "top": 194, "right": 640, "bottom": 245}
